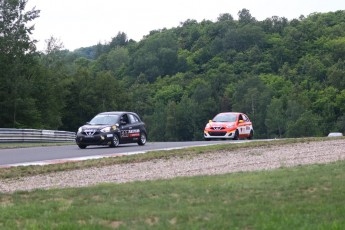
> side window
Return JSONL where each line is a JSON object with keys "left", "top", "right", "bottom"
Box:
{"left": 121, "top": 114, "right": 129, "bottom": 124}
{"left": 243, "top": 115, "right": 250, "bottom": 122}
{"left": 128, "top": 114, "right": 139, "bottom": 124}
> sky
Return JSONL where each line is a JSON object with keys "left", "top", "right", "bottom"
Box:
{"left": 26, "top": 0, "right": 345, "bottom": 51}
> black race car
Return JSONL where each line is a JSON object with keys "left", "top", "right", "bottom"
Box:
{"left": 76, "top": 111, "right": 147, "bottom": 149}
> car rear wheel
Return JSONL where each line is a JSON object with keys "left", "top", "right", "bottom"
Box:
{"left": 109, "top": 134, "right": 120, "bottom": 147}
{"left": 78, "top": 144, "right": 87, "bottom": 149}
{"left": 233, "top": 130, "right": 239, "bottom": 140}
{"left": 138, "top": 132, "right": 147, "bottom": 146}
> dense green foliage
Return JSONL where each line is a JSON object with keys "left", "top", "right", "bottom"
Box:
{"left": 1, "top": 1, "right": 345, "bottom": 140}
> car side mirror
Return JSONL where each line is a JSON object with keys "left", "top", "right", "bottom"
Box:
{"left": 239, "top": 120, "right": 244, "bottom": 123}
{"left": 209, "top": 120, "right": 212, "bottom": 123}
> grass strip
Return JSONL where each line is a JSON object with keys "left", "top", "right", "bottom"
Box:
{"left": 0, "top": 160, "right": 344, "bottom": 229}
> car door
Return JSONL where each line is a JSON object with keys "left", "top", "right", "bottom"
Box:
{"left": 119, "top": 114, "right": 132, "bottom": 143}
{"left": 242, "top": 114, "right": 252, "bottom": 136}
{"left": 237, "top": 114, "right": 247, "bottom": 136}
{"left": 127, "top": 113, "right": 141, "bottom": 141}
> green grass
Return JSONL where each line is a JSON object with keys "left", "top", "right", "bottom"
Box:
{"left": 1, "top": 160, "right": 344, "bottom": 229}
{"left": 0, "top": 137, "right": 343, "bottom": 180}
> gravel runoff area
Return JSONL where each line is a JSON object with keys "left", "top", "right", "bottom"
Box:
{"left": 1, "top": 139, "right": 344, "bottom": 193}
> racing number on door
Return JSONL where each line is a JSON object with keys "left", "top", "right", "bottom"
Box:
{"left": 240, "top": 125, "right": 249, "bottom": 135}
{"left": 121, "top": 130, "right": 129, "bottom": 137}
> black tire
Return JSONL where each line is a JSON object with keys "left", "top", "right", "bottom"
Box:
{"left": 109, "top": 133, "right": 120, "bottom": 147}
{"left": 78, "top": 144, "right": 87, "bottom": 149}
{"left": 138, "top": 132, "right": 147, "bottom": 146}
{"left": 247, "top": 130, "right": 254, "bottom": 140}
{"left": 233, "top": 130, "right": 239, "bottom": 140}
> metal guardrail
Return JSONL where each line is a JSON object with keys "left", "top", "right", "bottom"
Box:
{"left": 0, "top": 128, "right": 76, "bottom": 143}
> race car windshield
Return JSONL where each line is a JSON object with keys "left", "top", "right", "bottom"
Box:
{"left": 89, "top": 115, "right": 119, "bottom": 125}
{"left": 213, "top": 114, "right": 237, "bottom": 122}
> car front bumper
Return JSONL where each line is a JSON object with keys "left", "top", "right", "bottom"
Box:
{"left": 76, "top": 133, "right": 114, "bottom": 145}
{"left": 204, "top": 129, "right": 236, "bottom": 139}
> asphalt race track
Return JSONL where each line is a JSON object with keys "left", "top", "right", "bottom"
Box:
{"left": 0, "top": 140, "right": 254, "bottom": 167}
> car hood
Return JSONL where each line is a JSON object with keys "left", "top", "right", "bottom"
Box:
{"left": 210, "top": 121, "right": 236, "bottom": 127}
{"left": 81, "top": 124, "right": 112, "bottom": 130}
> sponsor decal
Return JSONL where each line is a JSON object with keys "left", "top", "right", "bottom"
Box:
{"left": 129, "top": 133, "right": 140, "bottom": 137}
{"left": 129, "top": 129, "right": 140, "bottom": 133}
{"left": 121, "top": 129, "right": 140, "bottom": 138}
{"left": 129, "top": 129, "right": 140, "bottom": 137}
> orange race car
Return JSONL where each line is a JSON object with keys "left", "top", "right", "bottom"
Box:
{"left": 204, "top": 112, "right": 254, "bottom": 140}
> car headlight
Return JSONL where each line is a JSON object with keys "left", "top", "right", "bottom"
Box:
{"left": 100, "top": 127, "right": 111, "bottom": 133}
{"left": 77, "top": 127, "right": 82, "bottom": 133}
{"left": 205, "top": 123, "right": 211, "bottom": 128}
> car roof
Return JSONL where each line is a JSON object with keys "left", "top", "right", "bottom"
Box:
{"left": 98, "top": 111, "right": 138, "bottom": 116}
{"left": 217, "top": 112, "right": 242, "bottom": 115}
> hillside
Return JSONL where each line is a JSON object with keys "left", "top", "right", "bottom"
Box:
{"left": 1, "top": 2, "right": 345, "bottom": 140}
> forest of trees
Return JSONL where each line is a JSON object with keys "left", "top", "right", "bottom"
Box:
{"left": 1, "top": 0, "right": 345, "bottom": 140}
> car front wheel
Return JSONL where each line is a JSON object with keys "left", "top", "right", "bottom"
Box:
{"left": 233, "top": 130, "right": 239, "bottom": 140}
{"left": 138, "top": 132, "right": 147, "bottom": 146}
{"left": 78, "top": 144, "right": 87, "bottom": 149}
{"left": 109, "top": 134, "right": 120, "bottom": 147}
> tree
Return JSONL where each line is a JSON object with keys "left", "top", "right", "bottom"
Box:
{"left": 164, "top": 101, "right": 178, "bottom": 141}
{"left": 327, "top": 60, "right": 345, "bottom": 90}
{"left": 217, "top": 13, "right": 234, "bottom": 22}
{"left": 145, "top": 101, "right": 167, "bottom": 141}
{"left": 175, "top": 95, "right": 196, "bottom": 140}
{"left": 109, "top": 32, "right": 128, "bottom": 49}
{"left": 190, "top": 81, "right": 218, "bottom": 140}
{"left": 232, "top": 76, "right": 271, "bottom": 138}
{"left": 154, "top": 84, "right": 183, "bottom": 104}
{"left": 106, "top": 47, "right": 129, "bottom": 75}
{"left": 265, "top": 98, "right": 285, "bottom": 137}
{"left": 312, "top": 87, "right": 338, "bottom": 133}
{"left": 238, "top": 9, "right": 256, "bottom": 25}
{"left": 0, "top": 0, "right": 40, "bottom": 127}
{"left": 45, "top": 36, "right": 64, "bottom": 54}
{"left": 130, "top": 31, "right": 178, "bottom": 81}
{"left": 261, "top": 16, "right": 288, "bottom": 34}
{"left": 286, "top": 111, "right": 322, "bottom": 137}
